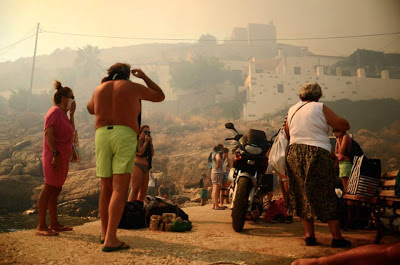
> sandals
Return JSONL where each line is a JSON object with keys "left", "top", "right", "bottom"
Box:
{"left": 305, "top": 237, "right": 317, "bottom": 246}
{"left": 331, "top": 239, "right": 351, "bottom": 248}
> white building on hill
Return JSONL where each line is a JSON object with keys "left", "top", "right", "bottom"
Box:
{"left": 242, "top": 55, "right": 400, "bottom": 121}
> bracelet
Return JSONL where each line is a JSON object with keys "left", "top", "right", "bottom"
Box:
{"left": 52, "top": 150, "right": 59, "bottom": 157}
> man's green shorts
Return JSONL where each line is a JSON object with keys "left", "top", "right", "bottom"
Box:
{"left": 339, "top": 161, "right": 352, "bottom": 178}
{"left": 95, "top": 125, "right": 137, "bottom": 177}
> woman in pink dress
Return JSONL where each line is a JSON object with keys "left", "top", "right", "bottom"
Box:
{"left": 36, "top": 81, "right": 76, "bottom": 236}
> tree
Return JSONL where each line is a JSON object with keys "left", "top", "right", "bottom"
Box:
{"left": 73, "top": 45, "right": 104, "bottom": 107}
{"left": 198, "top": 34, "right": 217, "bottom": 45}
{"left": 8, "top": 88, "right": 51, "bottom": 113}
{"left": 74, "top": 45, "right": 103, "bottom": 76}
{"left": 169, "top": 56, "right": 226, "bottom": 91}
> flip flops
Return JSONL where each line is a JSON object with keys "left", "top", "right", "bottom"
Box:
{"left": 213, "top": 207, "right": 225, "bottom": 210}
{"left": 102, "top": 242, "right": 130, "bottom": 252}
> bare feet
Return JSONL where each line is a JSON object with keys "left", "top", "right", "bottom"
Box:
{"left": 35, "top": 228, "right": 59, "bottom": 236}
{"left": 50, "top": 225, "right": 73, "bottom": 232}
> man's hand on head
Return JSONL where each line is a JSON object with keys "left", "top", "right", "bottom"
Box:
{"left": 131, "top": 69, "right": 146, "bottom": 79}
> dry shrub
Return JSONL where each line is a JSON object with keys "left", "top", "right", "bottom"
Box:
{"left": 16, "top": 112, "right": 42, "bottom": 130}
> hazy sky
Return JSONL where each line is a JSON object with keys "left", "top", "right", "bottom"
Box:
{"left": 1, "top": 0, "right": 399, "bottom": 62}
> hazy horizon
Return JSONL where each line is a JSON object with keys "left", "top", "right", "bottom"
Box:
{"left": 1, "top": 0, "right": 400, "bottom": 63}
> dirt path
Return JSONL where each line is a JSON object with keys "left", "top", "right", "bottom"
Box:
{"left": 0, "top": 205, "right": 377, "bottom": 265}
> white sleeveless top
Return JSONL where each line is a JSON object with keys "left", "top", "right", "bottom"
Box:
{"left": 287, "top": 101, "right": 331, "bottom": 152}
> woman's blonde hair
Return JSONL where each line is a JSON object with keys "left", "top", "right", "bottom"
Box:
{"left": 299, "top": 83, "right": 322, "bottom": 101}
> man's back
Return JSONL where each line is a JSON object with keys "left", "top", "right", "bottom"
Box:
{"left": 88, "top": 77, "right": 164, "bottom": 133}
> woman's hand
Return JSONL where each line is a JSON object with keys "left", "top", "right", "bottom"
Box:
{"left": 70, "top": 101, "right": 76, "bottom": 115}
{"left": 145, "top": 135, "right": 151, "bottom": 143}
{"left": 52, "top": 155, "right": 60, "bottom": 168}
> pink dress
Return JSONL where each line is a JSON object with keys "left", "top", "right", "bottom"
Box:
{"left": 42, "top": 106, "right": 74, "bottom": 187}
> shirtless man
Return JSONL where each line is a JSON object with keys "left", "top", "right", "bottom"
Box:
{"left": 87, "top": 63, "right": 164, "bottom": 252}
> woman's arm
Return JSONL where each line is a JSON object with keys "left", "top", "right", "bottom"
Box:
{"left": 45, "top": 126, "right": 60, "bottom": 168}
{"left": 337, "top": 135, "right": 350, "bottom": 161}
{"left": 323, "top": 105, "right": 350, "bottom": 132}
{"left": 215, "top": 153, "right": 222, "bottom": 170}
{"left": 136, "top": 138, "right": 148, "bottom": 156}
{"left": 70, "top": 101, "right": 76, "bottom": 129}
{"left": 284, "top": 120, "right": 289, "bottom": 138}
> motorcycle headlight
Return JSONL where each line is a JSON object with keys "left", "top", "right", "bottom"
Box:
{"left": 245, "top": 145, "right": 262, "bottom": 155}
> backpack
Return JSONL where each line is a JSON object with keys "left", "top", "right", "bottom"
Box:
{"left": 145, "top": 196, "right": 190, "bottom": 226}
{"left": 208, "top": 152, "right": 213, "bottom": 163}
{"left": 118, "top": 201, "right": 147, "bottom": 229}
{"left": 264, "top": 198, "right": 287, "bottom": 222}
{"left": 350, "top": 139, "right": 364, "bottom": 161}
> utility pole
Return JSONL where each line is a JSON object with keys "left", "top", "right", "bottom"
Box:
{"left": 28, "top": 23, "right": 39, "bottom": 112}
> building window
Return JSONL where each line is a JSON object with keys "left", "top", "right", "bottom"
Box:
{"left": 277, "top": 84, "right": 284, "bottom": 93}
{"left": 294, "top": 66, "right": 301, "bottom": 75}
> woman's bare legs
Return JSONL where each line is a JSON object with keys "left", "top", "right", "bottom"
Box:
{"left": 138, "top": 171, "right": 150, "bottom": 201}
{"left": 128, "top": 166, "right": 144, "bottom": 202}
{"left": 212, "top": 184, "right": 221, "bottom": 209}
{"left": 47, "top": 185, "right": 73, "bottom": 232}
{"left": 327, "top": 219, "right": 344, "bottom": 240}
{"left": 36, "top": 184, "right": 54, "bottom": 236}
{"left": 302, "top": 219, "right": 315, "bottom": 238}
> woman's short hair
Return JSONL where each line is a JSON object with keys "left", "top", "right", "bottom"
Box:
{"left": 53, "top": 80, "right": 72, "bottom": 105}
{"left": 299, "top": 83, "right": 322, "bottom": 101}
{"left": 107, "top": 63, "right": 131, "bottom": 78}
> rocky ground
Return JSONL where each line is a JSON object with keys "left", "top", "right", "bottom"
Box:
{"left": 0, "top": 204, "right": 390, "bottom": 265}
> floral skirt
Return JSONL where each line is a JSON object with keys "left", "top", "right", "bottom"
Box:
{"left": 286, "top": 144, "right": 337, "bottom": 221}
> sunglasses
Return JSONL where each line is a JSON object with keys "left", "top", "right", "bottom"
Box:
{"left": 65, "top": 95, "right": 74, "bottom": 100}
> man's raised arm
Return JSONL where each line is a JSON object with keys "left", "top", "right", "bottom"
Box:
{"left": 131, "top": 69, "right": 165, "bottom": 102}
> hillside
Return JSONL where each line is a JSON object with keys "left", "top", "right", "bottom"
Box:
{"left": 0, "top": 98, "right": 399, "bottom": 215}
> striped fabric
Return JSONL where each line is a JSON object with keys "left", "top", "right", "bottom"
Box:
{"left": 347, "top": 156, "right": 380, "bottom": 197}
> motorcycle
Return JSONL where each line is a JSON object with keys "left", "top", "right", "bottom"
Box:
{"left": 224, "top": 122, "right": 272, "bottom": 232}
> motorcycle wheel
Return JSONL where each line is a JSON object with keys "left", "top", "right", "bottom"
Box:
{"left": 231, "top": 177, "right": 252, "bottom": 232}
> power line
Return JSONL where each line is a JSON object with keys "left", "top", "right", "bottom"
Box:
{"left": 0, "top": 33, "right": 37, "bottom": 51}
{"left": 40, "top": 28, "right": 400, "bottom": 42}
{"left": 377, "top": 36, "right": 400, "bottom": 52}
